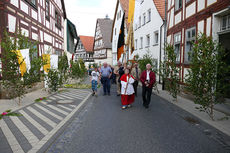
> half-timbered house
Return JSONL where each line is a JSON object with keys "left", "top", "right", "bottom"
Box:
{"left": 167, "top": 0, "right": 230, "bottom": 83}
{"left": 75, "top": 35, "right": 94, "bottom": 67}
{"left": 93, "top": 17, "right": 113, "bottom": 66}
{"left": 0, "top": 0, "right": 66, "bottom": 77}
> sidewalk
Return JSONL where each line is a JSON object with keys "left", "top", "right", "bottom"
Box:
{"left": 154, "top": 84, "right": 230, "bottom": 137}
{"left": 0, "top": 88, "right": 91, "bottom": 153}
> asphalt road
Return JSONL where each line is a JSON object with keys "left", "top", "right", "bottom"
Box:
{"left": 46, "top": 85, "right": 230, "bottom": 153}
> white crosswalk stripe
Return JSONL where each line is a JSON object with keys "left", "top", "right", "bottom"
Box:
{"left": 58, "top": 94, "right": 74, "bottom": 100}
{"left": 19, "top": 110, "right": 49, "bottom": 135}
{"left": 27, "top": 106, "right": 56, "bottom": 128}
{"left": 49, "top": 97, "right": 56, "bottom": 100}
{"left": 34, "top": 104, "right": 63, "bottom": 121}
{"left": 57, "top": 105, "right": 74, "bottom": 111}
{"left": 0, "top": 120, "right": 24, "bottom": 153}
{"left": 61, "top": 93, "right": 86, "bottom": 99}
{"left": 10, "top": 116, "right": 39, "bottom": 147}
{"left": 42, "top": 102, "right": 69, "bottom": 115}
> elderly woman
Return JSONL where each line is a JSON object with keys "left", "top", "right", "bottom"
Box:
{"left": 120, "top": 68, "right": 135, "bottom": 109}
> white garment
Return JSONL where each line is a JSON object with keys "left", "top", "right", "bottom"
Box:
{"left": 91, "top": 71, "right": 100, "bottom": 81}
{"left": 121, "top": 76, "right": 135, "bottom": 95}
{"left": 146, "top": 70, "right": 150, "bottom": 81}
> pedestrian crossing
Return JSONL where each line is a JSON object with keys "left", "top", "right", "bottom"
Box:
{"left": 0, "top": 89, "right": 91, "bottom": 153}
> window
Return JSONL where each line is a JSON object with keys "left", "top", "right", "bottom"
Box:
{"left": 186, "top": 0, "right": 191, "bottom": 3}
{"left": 139, "top": 16, "right": 141, "bottom": 28}
{"left": 135, "top": 39, "right": 138, "bottom": 50}
{"left": 115, "top": 28, "right": 116, "bottom": 35}
{"left": 175, "top": 0, "right": 182, "bottom": 11}
{"left": 154, "top": 31, "right": 159, "bottom": 45}
{"left": 185, "top": 27, "right": 196, "bottom": 63}
{"left": 55, "top": 50, "right": 62, "bottom": 56}
{"left": 143, "top": 13, "right": 146, "bottom": 25}
{"left": 45, "top": 0, "right": 50, "bottom": 19}
{"left": 55, "top": 10, "right": 61, "bottom": 29}
{"left": 221, "top": 15, "right": 230, "bottom": 31}
{"left": 147, "top": 9, "right": 151, "bottom": 22}
{"left": 174, "top": 33, "right": 181, "bottom": 62}
{"left": 140, "top": 37, "right": 143, "bottom": 49}
{"left": 146, "top": 35, "right": 150, "bottom": 47}
{"left": 25, "top": 0, "right": 37, "bottom": 8}
{"left": 141, "top": 0, "right": 144, "bottom": 4}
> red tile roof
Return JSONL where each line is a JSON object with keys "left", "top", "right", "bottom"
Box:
{"left": 153, "top": 0, "right": 165, "bottom": 19}
{"left": 79, "top": 35, "right": 94, "bottom": 52}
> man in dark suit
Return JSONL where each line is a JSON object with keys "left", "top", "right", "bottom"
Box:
{"left": 140, "top": 64, "right": 156, "bottom": 108}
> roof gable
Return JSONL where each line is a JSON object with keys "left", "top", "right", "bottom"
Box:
{"left": 153, "top": 0, "right": 165, "bottom": 19}
{"left": 96, "top": 18, "right": 113, "bottom": 49}
{"left": 79, "top": 36, "right": 94, "bottom": 52}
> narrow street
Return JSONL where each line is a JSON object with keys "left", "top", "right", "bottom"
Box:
{"left": 46, "top": 85, "right": 230, "bottom": 153}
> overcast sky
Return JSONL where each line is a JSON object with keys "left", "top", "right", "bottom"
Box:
{"left": 65, "top": 0, "right": 117, "bottom": 36}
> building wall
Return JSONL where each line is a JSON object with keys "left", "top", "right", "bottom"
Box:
{"left": 112, "top": 2, "right": 124, "bottom": 65}
{"left": 1, "top": 0, "right": 65, "bottom": 56}
{"left": 132, "top": 0, "right": 164, "bottom": 70}
{"left": 167, "top": 0, "right": 230, "bottom": 82}
{"left": 94, "top": 48, "right": 113, "bottom": 66}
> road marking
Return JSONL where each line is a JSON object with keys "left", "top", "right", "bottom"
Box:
{"left": 49, "top": 97, "right": 56, "bottom": 100}
{"left": 34, "top": 104, "right": 63, "bottom": 121}
{"left": 19, "top": 110, "right": 49, "bottom": 135}
{"left": 0, "top": 120, "right": 25, "bottom": 153}
{"left": 61, "top": 93, "right": 86, "bottom": 99}
{"left": 28, "top": 92, "right": 91, "bottom": 153}
{"left": 57, "top": 105, "right": 73, "bottom": 111}
{"left": 10, "top": 116, "right": 39, "bottom": 147}
{"left": 58, "top": 94, "right": 74, "bottom": 100}
{"left": 27, "top": 107, "right": 56, "bottom": 128}
{"left": 42, "top": 103, "right": 69, "bottom": 115}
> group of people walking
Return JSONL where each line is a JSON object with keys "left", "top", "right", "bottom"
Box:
{"left": 90, "top": 62, "right": 156, "bottom": 109}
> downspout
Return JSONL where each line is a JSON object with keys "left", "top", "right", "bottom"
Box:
{"left": 159, "top": 22, "right": 164, "bottom": 84}
{"left": 162, "top": 0, "right": 167, "bottom": 90}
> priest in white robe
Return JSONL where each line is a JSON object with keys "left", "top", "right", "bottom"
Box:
{"left": 120, "top": 68, "right": 135, "bottom": 109}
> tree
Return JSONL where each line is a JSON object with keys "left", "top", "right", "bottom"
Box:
{"left": 1, "top": 30, "right": 27, "bottom": 105}
{"left": 186, "top": 34, "right": 229, "bottom": 120}
{"left": 137, "top": 51, "right": 158, "bottom": 73}
{"left": 58, "top": 53, "right": 69, "bottom": 85}
{"left": 160, "top": 44, "right": 180, "bottom": 101}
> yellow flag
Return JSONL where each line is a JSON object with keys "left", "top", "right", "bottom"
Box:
{"left": 15, "top": 50, "right": 27, "bottom": 76}
{"left": 42, "top": 54, "right": 50, "bottom": 73}
{"left": 128, "top": 0, "right": 135, "bottom": 23}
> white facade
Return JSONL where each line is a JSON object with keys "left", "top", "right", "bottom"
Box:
{"left": 112, "top": 2, "right": 125, "bottom": 66}
{"left": 131, "top": 0, "right": 165, "bottom": 70}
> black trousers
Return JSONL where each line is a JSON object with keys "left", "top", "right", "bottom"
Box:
{"left": 142, "top": 86, "right": 152, "bottom": 107}
{"left": 133, "top": 80, "right": 138, "bottom": 96}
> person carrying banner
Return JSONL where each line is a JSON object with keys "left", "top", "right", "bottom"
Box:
{"left": 120, "top": 68, "right": 135, "bottom": 110}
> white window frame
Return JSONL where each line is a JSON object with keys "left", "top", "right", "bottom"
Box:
{"left": 174, "top": 32, "right": 181, "bottom": 63}
{"left": 147, "top": 9, "right": 151, "bottom": 22}
{"left": 221, "top": 14, "right": 230, "bottom": 32}
{"left": 175, "top": 0, "right": 182, "bottom": 11}
{"left": 146, "top": 34, "right": 150, "bottom": 47}
{"left": 135, "top": 39, "right": 138, "bottom": 50}
{"left": 140, "top": 37, "right": 143, "bottom": 49}
{"left": 139, "top": 16, "right": 141, "bottom": 28}
{"left": 185, "top": 27, "right": 196, "bottom": 63}
{"left": 143, "top": 13, "right": 146, "bottom": 26}
{"left": 153, "top": 31, "right": 159, "bottom": 45}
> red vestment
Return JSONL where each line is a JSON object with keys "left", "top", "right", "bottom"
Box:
{"left": 120, "top": 74, "right": 135, "bottom": 106}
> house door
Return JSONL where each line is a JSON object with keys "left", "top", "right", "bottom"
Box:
{"left": 219, "top": 32, "right": 230, "bottom": 98}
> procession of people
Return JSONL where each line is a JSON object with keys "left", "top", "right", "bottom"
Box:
{"left": 90, "top": 61, "right": 156, "bottom": 110}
